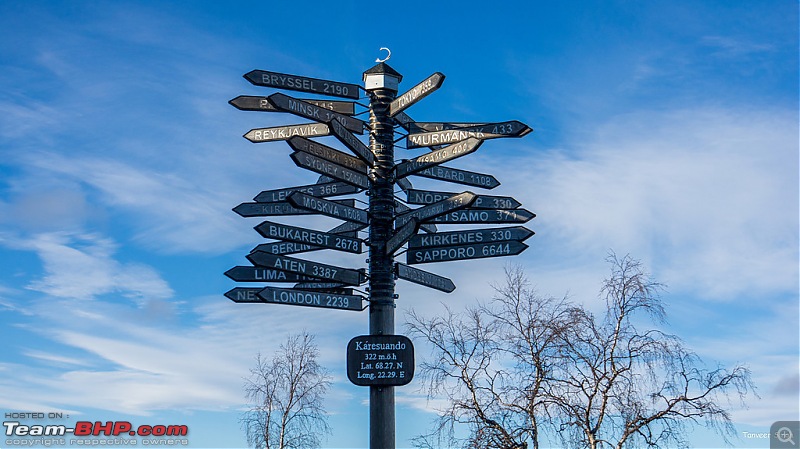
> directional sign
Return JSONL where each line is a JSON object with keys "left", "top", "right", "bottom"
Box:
{"left": 405, "top": 189, "right": 521, "bottom": 210}
{"left": 254, "top": 181, "right": 360, "bottom": 203}
{"left": 244, "top": 123, "right": 330, "bottom": 143}
{"left": 395, "top": 192, "right": 476, "bottom": 228}
{"left": 287, "top": 191, "right": 369, "bottom": 225}
{"left": 407, "top": 122, "right": 487, "bottom": 132}
{"left": 412, "top": 165, "right": 500, "bottom": 189}
{"left": 427, "top": 208, "right": 536, "bottom": 224}
{"left": 226, "top": 287, "right": 265, "bottom": 303}
{"left": 407, "top": 226, "right": 534, "bottom": 249}
{"left": 396, "top": 176, "right": 413, "bottom": 193}
{"left": 395, "top": 138, "right": 482, "bottom": 179}
{"left": 395, "top": 201, "right": 436, "bottom": 234}
{"left": 329, "top": 118, "right": 375, "bottom": 165}
{"left": 288, "top": 136, "right": 367, "bottom": 173}
{"left": 248, "top": 251, "right": 366, "bottom": 286}
{"left": 328, "top": 220, "right": 368, "bottom": 235}
{"left": 251, "top": 241, "right": 324, "bottom": 256}
{"left": 267, "top": 93, "right": 365, "bottom": 134}
{"left": 244, "top": 69, "right": 361, "bottom": 99}
{"left": 293, "top": 282, "right": 348, "bottom": 291}
{"left": 291, "top": 151, "right": 370, "bottom": 189}
{"left": 347, "top": 335, "right": 414, "bottom": 386}
{"left": 388, "top": 72, "right": 445, "bottom": 117}
{"left": 406, "top": 120, "right": 532, "bottom": 149}
{"left": 395, "top": 263, "right": 456, "bottom": 293}
{"left": 250, "top": 222, "right": 358, "bottom": 255}
{"left": 392, "top": 111, "right": 415, "bottom": 131}
{"left": 224, "top": 266, "right": 319, "bottom": 283}
{"left": 385, "top": 218, "right": 418, "bottom": 255}
{"left": 407, "top": 241, "right": 529, "bottom": 265}
{"left": 258, "top": 287, "right": 364, "bottom": 311}
{"left": 255, "top": 220, "right": 363, "bottom": 254}
{"left": 233, "top": 198, "right": 356, "bottom": 218}
{"left": 229, "top": 95, "right": 356, "bottom": 115}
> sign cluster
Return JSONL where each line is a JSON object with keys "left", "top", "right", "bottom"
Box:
{"left": 225, "top": 66, "right": 535, "bottom": 390}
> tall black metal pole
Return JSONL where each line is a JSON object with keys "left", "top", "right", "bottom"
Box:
{"left": 364, "top": 63, "right": 401, "bottom": 449}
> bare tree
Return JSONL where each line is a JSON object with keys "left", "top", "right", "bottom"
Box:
{"left": 407, "top": 256, "right": 754, "bottom": 449}
{"left": 550, "top": 253, "right": 755, "bottom": 449}
{"left": 241, "top": 332, "right": 332, "bottom": 449}
{"left": 407, "top": 265, "right": 573, "bottom": 449}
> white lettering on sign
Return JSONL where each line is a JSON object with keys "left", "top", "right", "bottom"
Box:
{"left": 287, "top": 98, "right": 322, "bottom": 119}
{"left": 263, "top": 73, "right": 316, "bottom": 91}
{"left": 273, "top": 257, "right": 306, "bottom": 274}
{"left": 248, "top": 124, "right": 329, "bottom": 142}
{"left": 408, "top": 129, "right": 485, "bottom": 147}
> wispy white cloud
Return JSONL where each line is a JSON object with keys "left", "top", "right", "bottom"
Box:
{"left": 479, "top": 106, "right": 798, "bottom": 301}
{"left": 5, "top": 232, "right": 173, "bottom": 301}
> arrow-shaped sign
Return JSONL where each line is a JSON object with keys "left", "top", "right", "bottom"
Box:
{"left": 394, "top": 201, "right": 436, "bottom": 234}
{"left": 230, "top": 95, "right": 356, "bottom": 115}
{"left": 254, "top": 181, "right": 360, "bottom": 203}
{"left": 405, "top": 189, "right": 521, "bottom": 210}
{"left": 385, "top": 218, "right": 419, "bottom": 255}
{"left": 244, "top": 69, "right": 361, "bottom": 99}
{"left": 412, "top": 165, "right": 501, "bottom": 189}
{"left": 267, "top": 93, "right": 365, "bottom": 134}
{"left": 406, "top": 120, "right": 532, "bottom": 149}
{"left": 408, "top": 226, "right": 534, "bottom": 249}
{"left": 288, "top": 136, "right": 367, "bottom": 173}
{"left": 224, "top": 266, "right": 319, "bottom": 283}
{"left": 329, "top": 118, "right": 375, "bottom": 166}
{"left": 389, "top": 72, "right": 445, "bottom": 117}
{"left": 395, "top": 263, "right": 456, "bottom": 293}
{"left": 233, "top": 198, "right": 356, "bottom": 218}
{"left": 395, "top": 138, "right": 482, "bottom": 179}
{"left": 244, "top": 123, "right": 330, "bottom": 143}
{"left": 248, "top": 251, "right": 366, "bottom": 286}
{"left": 290, "top": 151, "right": 370, "bottom": 189}
{"left": 257, "top": 286, "right": 364, "bottom": 311}
{"left": 395, "top": 192, "right": 476, "bottom": 228}
{"left": 427, "top": 208, "right": 536, "bottom": 224}
{"left": 287, "top": 191, "right": 369, "bottom": 224}
{"left": 255, "top": 220, "right": 363, "bottom": 254}
{"left": 407, "top": 241, "right": 529, "bottom": 265}
{"left": 251, "top": 241, "right": 323, "bottom": 256}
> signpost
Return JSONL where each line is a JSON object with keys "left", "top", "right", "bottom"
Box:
{"left": 290, "top": 151, "right": 370, "bottom": 189}
{"left": 412, "top": 165, "right": 501, "bottom": 189}
{"left": 388, "top": 72, "right": 445, "bottom": 116}
{"left": 395, "top": 262, "right": 456, "bottom": 293}
{"left": 230, "top": 95, "right": 355, "bottom": 115}
{"left": 408, "top": 226, "right": 534, "bottom": 249}
{"left": 394, "top": 191, "right": 476, "bottom": 227}
{"left": 245, "top": 69, "right": 361, "bottom": 99}
{"left": 406, "top": 120, "right": 532, "bottom": 148}
{"left": 254, "top": 181, "right": 360, "bottom": 203}
{"left": 267, "top": 92, "right": 365, "bottom": 134}
{"left": 244, "top": 123, "right": 330, "bottom": 143}
{"left": 258, "top": 286, "right": 364, "bottom": 311}
{"left": 407, "top": 240, "right": 529, "bottom": 264}
{"left": 255, "top": 220, "right": 363, "bottom": 254}
{"left": 287, "top": 191, "right": 369, "bottom": 224}
{"left": 395, "top": 138, "right": 482, "bottom": 178}
{"left": 247, "top": 251, "right": 366, "bottom": 286}
{"left": 405, "top": 188, "right": 521, "bottom": 210}
{"left": 226, "top": 60, "right": 535, "bottom": 449}
{"left": 233, "top": 198, "right": 356, "bottom": 218}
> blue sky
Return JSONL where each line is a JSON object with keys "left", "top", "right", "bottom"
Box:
{"left": 0, "top": 1, "right": 797, "bottom": 448}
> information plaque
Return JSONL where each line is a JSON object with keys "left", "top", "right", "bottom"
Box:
{"left": 347, "top": 335, "right": 414, "bottom": 387}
